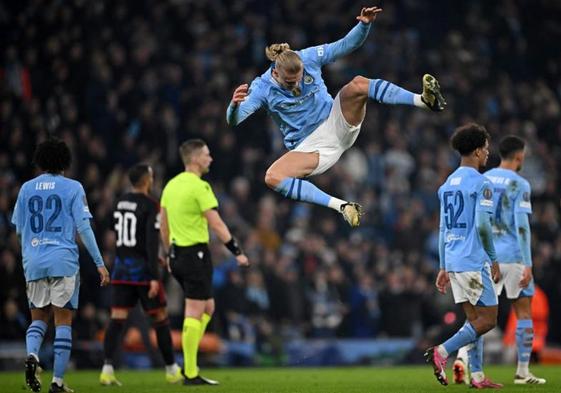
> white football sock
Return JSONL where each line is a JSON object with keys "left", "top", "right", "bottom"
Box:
{"left": 328, "top": 197, "right": 347, "bottom": 211}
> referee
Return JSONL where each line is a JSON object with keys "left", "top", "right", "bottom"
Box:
{"left": 160, "top": 139, "right": 249, "bottom": 386}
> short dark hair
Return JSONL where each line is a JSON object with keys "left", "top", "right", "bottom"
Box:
{"left": 33, "top": 137, "right": 72, "bottom": 173}
{"left": 499, "top": 135, "right": 525, "bottom": 159}
{"left": 128, "top": 164, "right": 151, "bottom": 187}
{"left": 179, "top": 139, "right": 206, "bottom": 166}
{"left": 450, "top": 123, "right": 490, "bottom": 156}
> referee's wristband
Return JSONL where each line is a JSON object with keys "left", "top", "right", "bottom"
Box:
{"left": 225, "top": 237, "right": 243, "bottom": 256}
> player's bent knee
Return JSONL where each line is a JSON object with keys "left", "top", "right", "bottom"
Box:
{"left": 343, "top": 76, "right": 369, "bottom": 97}
{"left": 264, "top": 169, "right": 283, "bottom": 189}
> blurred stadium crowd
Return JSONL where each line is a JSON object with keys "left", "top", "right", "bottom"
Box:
{"left": 1, "top": 0, "right": 560, "bottom": 365}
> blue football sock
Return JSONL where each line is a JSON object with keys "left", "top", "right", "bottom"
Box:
{"left": 368, "top": 79, "right": 415, "bottom": 106}
{"left": 53, "top": 325, "right": 72, "bottom": 379}
{"left": 443, "top": 321, "right": 478, "bottom": 355}
{"left": 275, "top": 177, "right": 332, "bottom": 208}
{"left": 516, "top": 319, "right": 533, "bottom": 364}
{"left": 468, "top": 335, "right": 484, "bottom": 373}
{"left": 26, "top": 320, "right": 47, "bottom": 358}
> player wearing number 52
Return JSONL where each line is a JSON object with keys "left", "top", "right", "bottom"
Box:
{"left": 425, "top": 123, "right": 502, "bottom": 388}
{"left": 11, "top": 138, "right": 110, "bottom": 393}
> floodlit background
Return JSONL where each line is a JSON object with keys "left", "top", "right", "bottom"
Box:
{"left": 1, "top": 0, "right": 560, "bottom": 370}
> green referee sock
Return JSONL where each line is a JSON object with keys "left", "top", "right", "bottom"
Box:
{"left": 182, "top": 318, "right": 201, "bottom": 378}
{"left": 199, "top": 313, "right": 211, "bottom": 342}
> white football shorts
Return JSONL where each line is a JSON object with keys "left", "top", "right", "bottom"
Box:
{"left": 293, "top": 92, "right": 363, "bottom": 176}
{"left": 449, "top": 263, "right": 498, "bottom": 307}
{"left": 495, "top": 263, "right": 535, "bottom": 299}
{"left": 26, "top": 274, "right": 80, "bottom": 309}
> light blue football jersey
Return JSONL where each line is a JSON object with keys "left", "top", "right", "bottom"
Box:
{"left": 227, "top": 22, "right": 371, "bottom": 150}
{"left": 11, "top": 173, "right": 93, "bottom": 281}
{"left": 438, "top": 167, "right": 495, "bottom": 272}
{"left": 484, "top": 167, "right": 532, "bottom": 264}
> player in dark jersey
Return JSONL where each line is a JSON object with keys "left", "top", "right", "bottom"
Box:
{"left": 99, "top": 164, "right": 182, "bottom": 386}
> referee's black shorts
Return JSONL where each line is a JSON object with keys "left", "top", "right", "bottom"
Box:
{"left": 169, "top": 243, "right": 213, "bottom": 300}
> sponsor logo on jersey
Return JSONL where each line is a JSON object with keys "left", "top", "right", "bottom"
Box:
{"left": 31, "top": 238, "right": 60, "bottom": 247}
{"left": 446, "top": 233, "right": 466, "bottom": 242}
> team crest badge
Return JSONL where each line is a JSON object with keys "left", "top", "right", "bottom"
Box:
{"left": 483, "top": 188, "right": 493, "bottom": 200}
{"left": 304, "top": 75, "right": 314, "bottom": 84}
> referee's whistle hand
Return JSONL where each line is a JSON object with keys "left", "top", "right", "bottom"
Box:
{"left": 98, "top": 266, "right": 110, "bottom": 286}
{"left": 236, "top": 254, "right": 250, "bottom": 267}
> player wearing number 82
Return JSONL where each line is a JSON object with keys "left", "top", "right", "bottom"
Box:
{"left": 11, "top": 138, "right": 110, "bottom": 393}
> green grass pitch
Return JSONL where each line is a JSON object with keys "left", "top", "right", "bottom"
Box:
{"left": 0, "top": 365, "right": 558, "bottom": 392}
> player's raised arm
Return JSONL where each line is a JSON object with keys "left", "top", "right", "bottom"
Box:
{"left": 310, "top": 6, "right": 382, "bottom": 66}
{"left": 226, "top": 80, "right": 265, "bottom": 127}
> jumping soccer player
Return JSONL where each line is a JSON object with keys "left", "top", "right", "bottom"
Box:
{"left": 99, "top": 164, "right": 182, "bottom": 386}
{"left": 11, "top": 138, "right": 110, "bottom": 393}
{"left": 425, "top": 123, "right": 502, "bottom": 389}
{"left": 453, "top": 136, "right": 546, "bottom": 385}
{"left": 227, "top": 6, "right": 446, "bottom": 227}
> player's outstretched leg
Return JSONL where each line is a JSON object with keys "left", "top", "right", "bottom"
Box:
{"left": 367, "top": 75, "right": 446, "bottom": 111}
{"left": 265, "top": 152, "right": 363, "bottom": 227}
{"left": 274, "top": 177, "right": 362, "bottom": 227}
{"left": 339, "top": 75, "right": 446, "bottom": 126}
